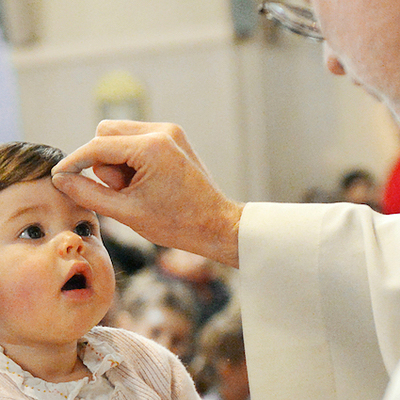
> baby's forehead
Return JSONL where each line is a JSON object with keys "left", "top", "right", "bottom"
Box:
{"left": 0, "top": 177, "right": 96, "bottom": 221}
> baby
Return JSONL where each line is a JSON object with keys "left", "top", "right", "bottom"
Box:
{"left": 0, "top": 141, "right": 200, "bottom": 399}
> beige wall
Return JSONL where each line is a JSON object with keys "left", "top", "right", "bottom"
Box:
{"left": 37, "top": 0, "right": 231, "bottom": 47}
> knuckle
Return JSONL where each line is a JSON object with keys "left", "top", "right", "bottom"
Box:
{"left": 162, "top": 123, "right": 189, "bottom": 148}
{"left": 143, "top": 131, "right": 176, "bottom": 156}
{"left": 153, "top": 130, "right": 174, "bottom": 146}
{"left": 165, "top": 123, "right": 185, "bottom": 138}
{"left": 96, "top": 119, "right": 114, "bottom": 135}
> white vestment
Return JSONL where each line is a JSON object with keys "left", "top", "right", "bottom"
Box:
{"left": 239, "top": 202, "right": 400, "bottom": 399}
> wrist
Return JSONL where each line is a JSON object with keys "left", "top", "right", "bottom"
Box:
{"left": 192, "top": 198, "right": 245, "bottom": 269}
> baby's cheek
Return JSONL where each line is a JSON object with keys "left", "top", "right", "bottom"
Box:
{"left": 97, "top": 254, "right": 116, "bottom": 292}
{"left": 0, "top": 290, "right": 34, "bottom": 325}
{"left": 3, "top": 281, "right": 41, "bottom": 308}
{"left": 0, "top": 272, "right": 49, "bottom": 314}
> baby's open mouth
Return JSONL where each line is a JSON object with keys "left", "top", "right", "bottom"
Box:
{"left": 62, "top": 273, "right": 87, "bottom": 291}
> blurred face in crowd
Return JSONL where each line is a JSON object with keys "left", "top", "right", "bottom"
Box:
{"left": 117, "top": 306, "right": 194, "bottom": 361}
{"left": 311, "top": 0, "right": 400, "bottom": 122}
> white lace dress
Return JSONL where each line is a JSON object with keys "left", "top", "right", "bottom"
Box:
{"left": 0, "top": 335, "right": 123, "bottom": 400}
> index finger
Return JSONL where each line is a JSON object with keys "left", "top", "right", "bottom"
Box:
{"left": 51, "top": 136, "right": 134, "bottom": 175}
{"left": 96, "top": 120, "right": 178, "bottom": 137}
{"left": 96, "top": 120, "right": 207, "bottom": 172}
{"left": 96, "top": 120, "right": 192, "bottom": 155}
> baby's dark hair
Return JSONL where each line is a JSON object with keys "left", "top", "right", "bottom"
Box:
{"left": 0, "top": 141, "right": 65, "bottom": 191}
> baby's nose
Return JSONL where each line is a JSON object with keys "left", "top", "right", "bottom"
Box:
{"left": 57, "top": 231, "right": 84, "bottom": 257}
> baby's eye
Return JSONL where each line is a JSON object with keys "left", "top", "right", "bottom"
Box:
{"left": 19, "top": 225, "right": 45, "bottom": 240}
{"left": 74, "top": 221, "right": 93, "bottom": 238}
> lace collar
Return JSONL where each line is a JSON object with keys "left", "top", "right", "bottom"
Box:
{"left": 0, "top": 333, "right": 124, "bottom": 399}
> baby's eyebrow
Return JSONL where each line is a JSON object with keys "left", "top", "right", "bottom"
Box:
{"left": 3, "top": 204, "right": 97, "bottom": 225}
{"left": 6, "top": 205, "right": 47, "bottom": 223}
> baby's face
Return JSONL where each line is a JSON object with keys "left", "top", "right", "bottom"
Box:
{"left": 0, "top": 177, "right": 115, "bottom": 346}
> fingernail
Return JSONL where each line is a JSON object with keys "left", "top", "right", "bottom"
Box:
{"left": 51, "top": 172, "right": 73, "bottom": 189}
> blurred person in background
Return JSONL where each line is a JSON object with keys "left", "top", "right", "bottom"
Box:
{"left": 114, "top": 267, "right": 200, "bottom": 365}
{"left": 191, "top": 299, "right": 249, "bottom": 400}
{"left": 338, "top": 169, "right": 382, "bottom": 211}
{"left": 156, "top": 248, "right": 231, "bottom": 327}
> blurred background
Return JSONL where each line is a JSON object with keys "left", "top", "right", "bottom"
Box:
{"left": 1, "top": 0, "right": 399, "bottom": 204}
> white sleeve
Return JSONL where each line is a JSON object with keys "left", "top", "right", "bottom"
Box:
{"left": 239, "top": 202, "right": 400, "bottom": 400}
